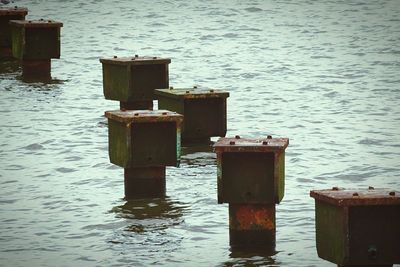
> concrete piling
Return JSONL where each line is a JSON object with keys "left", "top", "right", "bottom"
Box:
{"left": 9, "top": 19, "right": 62, "bottom": 81}
{"left": 0, "top": 6, "right": 28, "bottom": 60}
{"left": 155, "top": 86, "right": 229, "bottom": 145}
{"left": 214, "top": 136, "right": 289, "bottom": 251}
{"left": 100, "top": 56, "right": 171, "bottom": 110}
{"left": 310, "top": 188, "right": 400, "bottom": 267}
{"left": 105, "top": 109, "right": 183, "bottom": 199}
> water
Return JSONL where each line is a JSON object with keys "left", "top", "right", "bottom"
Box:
{"left": 1, "top": 0, "right": 399, "bottom": 266}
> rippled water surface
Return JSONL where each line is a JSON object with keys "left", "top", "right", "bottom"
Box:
{"left": 1, "top": 0, "right": 400, "bottom": 266}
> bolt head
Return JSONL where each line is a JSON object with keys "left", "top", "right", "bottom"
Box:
{"left": 153, "top": 56, "right": 157, "bottom": 59}
{"left": 135, "top": 54, "right": 138, "bottom": 58}
{"left": 368, "top": 186, "right": 375, "bottom": 190}
{"left": 209, "top": 89, "right": 214, "bottom": 93}
{"left": 169, "top": 86, "right": 173, "bottom": 90}
{"left": 193, "top": 85, "right": 197, "bottom": 88}
{"left": 134, "top": 113, "right": 139, "bottom": 116}
{"left": 186, "top": 90, "right": 190, "bottom": 93}
{"left": 162, "top": 112, "right": 167, "bottom": 115}
{"left": 353, "top": 192, "right": 359, "bottom": 197}
{"left": 267, "top": 135, "right": 272, "bottom": 139}
{"left": 389, "top": 191, "right": 396, "bottom": 196}
{"left": 332, "top": 187, "right": 339, "bottom": 191}
{"left": 262, "top": 141, "right": 268, "bottom": 145}
{"left": 229, "top": 141, "right": 235, "bottom": 145}
{"left": 113, "top": 55, "right": 117, "bottom": 59}
{"left": 235, "top": 135, "right": 240, "bottom": 139}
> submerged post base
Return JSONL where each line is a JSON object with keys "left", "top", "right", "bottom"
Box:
{"left": 229, "top": 204, "right": 276, "bottom": 251}
{"left": 0, "top": 47, "right": 14, "bottom": 60}
{"left": 22, "top": 59, "right": 51, "bottom": 82}
{"left": 124, "top": 166, "right": 166, "bottom": 199}
{"left": 120, "top": 101, "right": 153, "bottom": 110}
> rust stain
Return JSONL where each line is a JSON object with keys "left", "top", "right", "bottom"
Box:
{"left": 230, "top": 204, "right": 275, "bottom": 230}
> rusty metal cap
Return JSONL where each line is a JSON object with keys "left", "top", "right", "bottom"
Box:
{"left": 310, "top": 188, "right": 400, "bottom": 206}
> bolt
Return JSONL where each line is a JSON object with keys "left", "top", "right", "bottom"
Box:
{"left": 267, "top": 135, "right": 272, "bottom": 139}
{"left": 389, "top": 191, "right": 396, "bottom": 196}
{"left": 262, "top": 141, "right": 268, "bottom": 145}
{"left": 169, "top": 86, "right": 173, "bottom": 90}
{"left": 14, "top": 6, "right": 18, "bottom": 9}
{"left": 162, "top": 112, "right": 167, "bottom": 115}
{"left": 153, "top": 56, "right": 157, "bottom": 59}
{"left": 134, "top": 113, "right": 139, "bottom": 116}
{"left": 193, "top": 85, "right": 197, "bottom": 88}
{"left": 229, "top": 141, "right": 235, "bottom": 145}
{"left": 353, "top": 192, "right": 359, "bottom": 197}
{"left": 131, "top": 58, "right": 135, "bottom": 60}
{"left": 332, "top": 187, "right": 339, "bottom": 191}
{"left": 186, "top": 90, "right": 190, "bottom": 93}
{"left": 40, "top": 18, "right": 44, "bottom": 21}
{"left": 113, "top": 56, "right": 117, "bottom": 59}
{"left": 235, "top": 135, "right": 240, "bottom": 139}
{"left": 210, "top": 89, "right": 214, "bottom": 93}
{"left": 135, "top": 54, "right": 138, "bottom": 58}
{"left": 368, "top": 186, "right": 374, "bottom": 190}
{"left": 28, "top": 20, "right": 32, "bottom": 23}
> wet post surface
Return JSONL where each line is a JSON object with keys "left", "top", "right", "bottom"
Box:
{"left": 310, "top": 188, "right": 400, "bottom": 267}
{"left": 100, "top": 55, "right": 171, "bottom": 110}
{"left": 156, "top": 86, "right": 229, "bottom": 146}
{"left": 9, "top": 19, "right": 63, "bottom": 82}
{"left": 105, "top": 110, "right": 183, "bottom": 199}
{"left": 0, "top": 6, "right": 28, "bottom": 60}
{"left": 214, "top": 136, "right": 289, "bottom": 251}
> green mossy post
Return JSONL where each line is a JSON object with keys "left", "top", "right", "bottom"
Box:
{"left": 105, "top": 110, "right": 183, "bottom": 199}
{"left": 0, "top": 6, "right": 28, "bottom": 60}
{"left": 156, "top": 86, "right": 229, "bottom": 145}
{"left": 100, "top": 56, "right": 171, "bottom": 110}
{"left": 9, "top": 19, "right": 62, "bottom": 81}
{"left": 310, "top": 188, "right": 400, "bottom": 267}
{"left": 213, "top": 136, "right": 289, "bottom": 250}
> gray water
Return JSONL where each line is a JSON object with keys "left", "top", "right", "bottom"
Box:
{"left": 1, "top": 0, "right": 399, "bottom": 266}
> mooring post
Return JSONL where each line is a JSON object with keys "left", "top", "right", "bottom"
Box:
{"left": 213, "top": 136, "right": 289, "bottom": 251}
{"left": 155, "top": 86, "right": 229, "bottom": 145}
{"left": 100, "top": 56, "right": 171, "bottom": 110}
{"left": 104, "top": 109, "right": 183, "bottom": 199}
{"left": 310, "top": 188, "right": 400, "bottom": 267}
{"left": 0, "top": 6, "right": 28, "bottom": 60}
{"left": 9, "top": 19, "right": 62, "bottom": 81}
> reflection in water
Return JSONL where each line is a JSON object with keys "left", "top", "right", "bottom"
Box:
{"left": 223, "top": 248, "right": 278, "bottom": 267}
{"left": 181, "top": 144, "right": 216, "bottom": 166}
{"left": 110, "top": 197, "right": 187, "bottom": 233}
{"left": 0, "top": 60, "right": 20, "bottom": 74}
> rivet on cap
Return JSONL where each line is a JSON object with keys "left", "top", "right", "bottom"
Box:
{"left": 135, "top": 54, "right": 138, "bottom": 58}
{"left": 186, "top": 90, "right": 190, "bottom": 93}
{"left": 267, "top": 135, "right": 272, "bottom": 139}
{"left": 389, "top": 191, "right": 396, "bottom": 196}
{"left": 193, "top": 85, "right": 197, "bottom": 88}
{"left": 353, "top": 192, "right": 359, "bottom": 197}
{"left": 153, "top": 56, "right": 157, "bottom": 59}
{"left": 332, "top": 187, "right": 339, "bottom": 191}
{"left": 235, "top": 135, "right": 240, "bottom": 139}
{"left": 262, "top": 141, "right": 268, "bottom": 145}
{"left": 368, "top": 186, "right": 375, "bottom": 190}
{"left": 229, "top": 141, "right": 235, "bottom": 145}
{"left": 113, "top": 56, "right": 117, "bottom": 59}
{"left": 209, "top": 89, "right": 214, "bottom": 93}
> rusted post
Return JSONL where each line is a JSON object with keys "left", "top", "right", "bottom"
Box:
{"left": 104, "top": 110, "right": 183, "bottom": 199}
{"left": 9, "top": 19, "right": 63, "bottom": 82}
{"left": 100, "top": 56, "right": 171, "bottom": 110}
{"left": 0, "top": 6, "right": 28, "bottom": 60}
{"left": 214, "top": 136, "right": 289, "bottom": 251}
{"left": 310, "top": 188, "right": 400, "bottom": 267}
{"left": 155, "top": 86, "right": 229, "bottom": 145}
